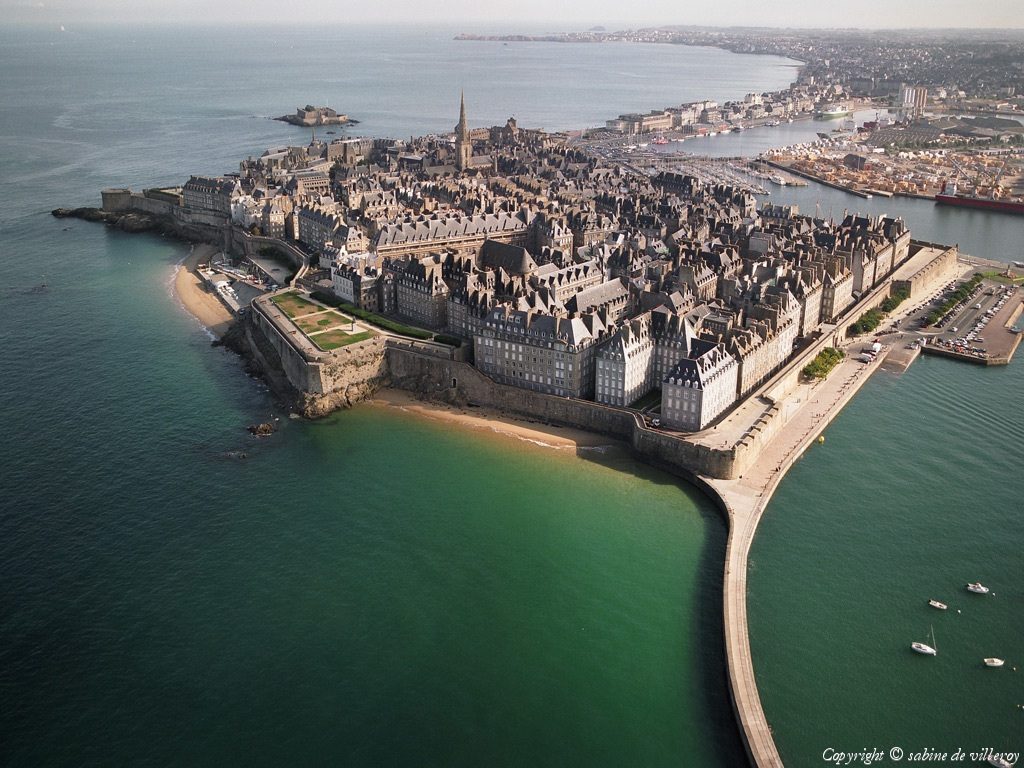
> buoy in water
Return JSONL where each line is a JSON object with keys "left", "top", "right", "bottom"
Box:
{"left": 817, "top": 436, "right": 825, "bottom": 444}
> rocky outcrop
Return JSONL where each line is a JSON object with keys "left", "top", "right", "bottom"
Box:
{"left": 52, "top": 206, "right": 176, "bottom": 235}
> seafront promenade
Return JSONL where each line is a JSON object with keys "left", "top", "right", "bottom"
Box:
{"left": 706, "top": 348, "right": 888, "bottom": 767}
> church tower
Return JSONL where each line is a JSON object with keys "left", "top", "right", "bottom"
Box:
{"left": 455, "top": 91, "right": 472, "bottom": 171}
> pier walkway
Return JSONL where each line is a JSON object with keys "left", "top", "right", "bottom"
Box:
{"left": 705, "top": 350, "right": 888, "bottom": 768}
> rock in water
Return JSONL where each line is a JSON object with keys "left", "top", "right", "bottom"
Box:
{"left": 247, "top": 422, "right": 276, "bottom": 437}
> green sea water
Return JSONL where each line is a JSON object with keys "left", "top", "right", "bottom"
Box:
{"left": 1, "top": 224, "right": 742, "bottom": 765}
{"left": 749, "top": 358, "right": 1024, "bottom": 766}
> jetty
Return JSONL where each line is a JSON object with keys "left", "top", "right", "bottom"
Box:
{"left": 705, "top": 348, "right": 888, "bottom": 767}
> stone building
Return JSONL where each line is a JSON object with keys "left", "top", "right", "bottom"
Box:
{"left": 331, "top": 260, "right": 381, "bottom": 312}
{"left": 676, "top": 262, "right": 718, "bottom": 301}
{"left": 661, "top": 339, "right": 739, "bottom": 432}
{"left": 374, "top": 211, "right": 531, "bottom": 261}
{"left": 729, "top": 317, "right": 798, "bottom": 398}
{"left": 530, "top": 259, "right": 604, "bottom": 303}
{"left": 819, "top": 261, "right": 855, "bottom": 323}
{"left": 396, "top": 255, "right": 449, "bottom": 329}
{"left": 564, "top": 278, "right": 633, "bottom": 324}
{"left": 446, "top": 273, "right": 497, "bottom": 340}
{"left": 474, "top": 306, "right": 608, "bottom": 399}
{"left": 182, "top": 176, "right": 240, "bottom": 215}
{"left": 595, "top": 313, "right": 655, "bottom": 407}
{"left": 297, "top": 205, "right": 346, "bottom": 253}
{"left": 287, "top": 169, "right": 331, "bottom": 198}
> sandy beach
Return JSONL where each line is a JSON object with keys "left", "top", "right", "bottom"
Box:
{"left": 174, "top": 244, "right": 235, "bottom": 337}
{"left": 369, "top": 388, "right": 620, "bottom": 451}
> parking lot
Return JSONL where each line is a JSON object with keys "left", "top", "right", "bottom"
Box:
{"left": 912, "top": 279, "right": 1023, "bottom": 363}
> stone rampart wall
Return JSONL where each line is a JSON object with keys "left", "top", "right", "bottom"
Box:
{"left": 386, "top": 346, "right": 742, "bottom": 479}
{"left": 251, "top": 302, "right": 323, "bottom": 392}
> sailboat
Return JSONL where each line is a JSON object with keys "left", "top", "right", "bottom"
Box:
{"left": 911, "top": 625, "right": 937, "bottom": 656}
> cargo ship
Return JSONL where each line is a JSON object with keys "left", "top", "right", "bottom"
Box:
{"left": 935, "top": 183, "right": 1024, "bottom": 215}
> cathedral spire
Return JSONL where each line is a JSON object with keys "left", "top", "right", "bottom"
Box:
{"left": 455, "top": 90, "right": 472, "bottom": 171}
{"left": 456, "top": 90, "right": 469, "bottom": 139}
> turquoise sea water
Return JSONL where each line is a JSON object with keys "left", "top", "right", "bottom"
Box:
{"left": 1, "top": 21, "right": 1021, "bottom": 767}
{"left": 2, "top": 222, "right": 743, "bottom": 766}
{"left": 749, "top": 357, "right": 1024, "bottom": 766}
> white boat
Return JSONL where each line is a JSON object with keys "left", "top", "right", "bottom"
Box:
{"left": 983, "top": 658, "right": 1005, "bottom": 667}
{"left": 1013, "top": 261, "right": 1024, "bottom": 268}
{"left": 928, "top": 599, "right": 947, "bottom": 610}
{"left": 816, "top": 104, "right": 854, "bottom": 119}
{"left": 911, "top": 626, "right": 937, "bottom": 656}
{"left": 988, "top": 755, "right": 1016, "bottom": 768}
{"left": 967, "top": 582, "right": 990, "bottom": 594}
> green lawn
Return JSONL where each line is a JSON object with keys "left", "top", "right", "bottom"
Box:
{"left": 309, "top": 291, "right": 434, "bottom": 340}
{"left": 295, "top": 311, "right": 352, "bottom": 334}
{"left": 314, "top": 330, "right": 375, "bottom": 351}
{"left": 981, "top": 270, "right": 1024, "bottom": 286}
{"left": 271, "top": 291, "right": 322, "bottom": 318}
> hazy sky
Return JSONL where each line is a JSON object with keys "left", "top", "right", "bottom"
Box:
{"left": 4, "top": 0, "right": 1023, "bottom": 28}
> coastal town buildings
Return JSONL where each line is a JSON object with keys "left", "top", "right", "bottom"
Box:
{"left": 169, "top": 95, "right": 922, "bottom": 432}
{"left": 183, "top": 176, "right": 240, "bottom": 215}
{"left": 475, "top": 306, "right": 608, "bottom": 399}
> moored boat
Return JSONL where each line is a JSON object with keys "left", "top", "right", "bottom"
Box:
{"left": 983, "top": 658, "right": 1005, "bottom": 667}
{"left": 816, "top": 104, "right": 854, "bottom": 119}
{"left": 912, "top": 625, "right": 938, "bottom": 655}
{"left": 967, "top": 582, "right": 990, "bottom": 594}
{"left": 928, "top": 599, "right": 947, "bottom": 610}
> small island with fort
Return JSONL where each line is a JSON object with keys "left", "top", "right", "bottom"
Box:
{"left": 274, "top": 104, "right": 357, "bottom": 127}
{"left": 53, "top": 26, "right": 1024, "bottom": 766}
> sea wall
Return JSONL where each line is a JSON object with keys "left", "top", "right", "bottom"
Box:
{"left": 248, "top": 300, "right": 389, "bottom": 414}
{"left": 386, "top": 345, "right": 741, "bottom": 479}
{"left": 239, "top": 236, "right": 964, "bottom": 479}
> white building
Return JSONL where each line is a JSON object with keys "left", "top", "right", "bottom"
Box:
{"left": 661, "top": 340, "right": 739, "bottom": 432}
{"left": 595, "top": 313, "right": 655, "bottom": 407}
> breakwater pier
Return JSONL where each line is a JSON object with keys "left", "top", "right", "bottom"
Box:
{"left": 705, "top": 349, "right": 887, "bottom": 767}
